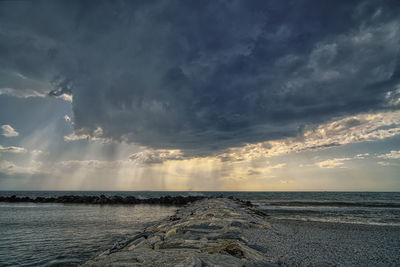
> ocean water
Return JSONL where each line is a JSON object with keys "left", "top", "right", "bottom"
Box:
{"left": 1, "top": 191, "right": 400, "bottom": 266}
{"left": 0, "top": 201, "right": 177, "bottom": 267}
{"left": 248, "top": 192, "right": 400, "bottom": 226}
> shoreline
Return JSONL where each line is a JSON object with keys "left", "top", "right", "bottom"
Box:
{"left": 80, "top": 197, "right": 400, "bottom": 266}
{"left": 267, "top": 217, "right": 400, "bottom": 228}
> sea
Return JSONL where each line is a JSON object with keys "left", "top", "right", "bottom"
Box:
{"left": 1, "top": 191, "right": 399, "bottom": 266}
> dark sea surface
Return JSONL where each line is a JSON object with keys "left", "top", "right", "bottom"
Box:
{"left": 0, "top": 199, "right": 177, "bottom": 267}
{"left": 1, "top": 191, "right": 400, "bottom": 266}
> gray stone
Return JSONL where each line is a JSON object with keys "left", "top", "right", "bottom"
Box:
{"left": 198, "top": 253, "right": 244, "bottom": 267}
{"left": 147, "top": 235, "right": 161, "bottom": 247}
{"left": 81, "top": 198, "right": 269, "bottom": 267}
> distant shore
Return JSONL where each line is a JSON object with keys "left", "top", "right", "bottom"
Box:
{"left": 0, "top": 194, "right": 208, "bottom": 205}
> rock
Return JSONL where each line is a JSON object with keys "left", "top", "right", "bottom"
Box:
{"left": 155, "top": 239, "right": 211, "bottom": 250}
{"left": 185, "top": 256, "right": 202, "bottom": 267}
{"left": 80, "top": 198, "right": 270, "bottom": 266}
{"left": 198, "top": 253, "right": 244, "bottom": 267}
{"left": 250, "top": 208, "right": 269, "bottom": 217}
{"left": 165, "top": 228, "right": 180, "bottom": 238}
{"left": 169, "top": 216, "right": 181, "bottom": 221}
{"left": 144, "top": 235, "right": 162, "bottom": 248}
{"left": 206, "top": 229, "right": 242, "bottom": 240}
{"left": 126, "top": 237, "right": 146, "bottom": 250}
{"left": 201, "top": 241, "right": 244, "bottom": 257}
{"left": 248, "top": 244, "right": 268, "bottom": 254}
{"left": 0, "top": 195, "right": 206, "bottom": 205}
{"left": 184, "top": 223, "right": 223, "bottom": 230}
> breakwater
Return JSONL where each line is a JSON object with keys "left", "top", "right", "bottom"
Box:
{"left": 0, "top": 195, "right": 206, "bottom": 205}
{"left": 81, "top": 198, "right": 270, "bottom": 266}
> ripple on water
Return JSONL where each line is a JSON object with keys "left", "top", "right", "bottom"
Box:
{"left": 0, "top": 203, "right": 177, "bottom": 267}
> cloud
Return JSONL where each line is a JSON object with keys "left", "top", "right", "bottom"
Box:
{"left": 56, "top": 160, "right": 126, "bottom": 169}
{"left": 63, "top": 133, "right": 89, "bottom": 142}
{"left": 31, "top": 149, "right": 43, "bottom": 156}
{"left": 116, "top": 109, "right": 399, "bottom": 166}
{"left": 0, "top": 88, "right": 46, "bottom": 98}
{"left": 1, "top": 124, "right": 19, "bottom": 137}
{"left": 315, "top": 152, "right": 374, "bottom": 169}
{"left": 0, "top": 145, "right": 25, "bottom": 153}
{"left": 0, "top": 70, "right": 51, "bottom": 98}
{"left": 377, "top": 150, "right": 400, "bottom": 160}
{"left": 64, "top": 115, "right": 72, "bottom": 122}
{"left": 377, "top": 161, "right": 392, "bottom": 166}
{"left": 129, "top": 149, "right": 184, "bottom": 165}
{"left": 0, "top": 0, "right": 399, "bottom": 155}
{"left": 376, "top": 150, "right": 400, "bottom": 166}
{"left": 63, "top": 127, "right": 111, "bottom": 143}
{"left": 218, "top": 110, "right": 400, "bottom": 161}
{"left": 355, "top": 153, "right": 370, "bottom": 159}
{"left": 270, "top": 163, "right": 287, "bottom": 169}
{"left": 247, "top": 163, "right": 286, "bottom": 176}
{"left": 316, "top": 158, "right": 352, "bottom": 169}
{"left": 57, "top": 94, "right": 72, "bottom": 102}
{"left": 314, "top": 150, "right": 399, "bottom": 169}
{"left": 0, "top": 160, "right": 41, "bottom": 175}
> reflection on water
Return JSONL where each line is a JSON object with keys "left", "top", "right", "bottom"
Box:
{"left": 0, "top": 203, "right": 177, "bottom": 267}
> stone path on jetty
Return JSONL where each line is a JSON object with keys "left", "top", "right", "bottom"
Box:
{"left": 81, "top": 198, "right": 271, "bottom": 266}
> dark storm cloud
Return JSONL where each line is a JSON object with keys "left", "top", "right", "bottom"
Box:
{"left": 1, "top": 0, "right": 399, "bottom": 154}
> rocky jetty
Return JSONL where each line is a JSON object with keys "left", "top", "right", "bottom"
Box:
{"left": 0, "top": 195, "right": 205, "bottom": 205}
{"left": 81, "top": 198, "right": 270, "bottom": 266}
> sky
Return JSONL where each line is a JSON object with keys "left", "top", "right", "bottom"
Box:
{"left": 0, "top": 0, "right": 399, "bottom": 191}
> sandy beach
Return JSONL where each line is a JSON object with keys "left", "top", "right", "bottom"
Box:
{"left": 243, "top": 219, "right": 400, "bottom": 266}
